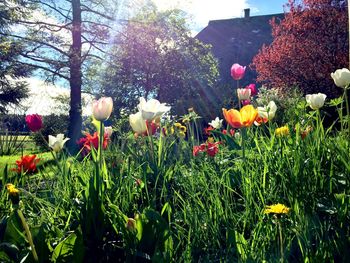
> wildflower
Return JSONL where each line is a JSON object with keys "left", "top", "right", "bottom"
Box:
{"left": 237, "top": 88, "right": 251, "bottom": 101}
{"left": 48, "top": 134, "right": 70, "bottom": 152}
{"left": 246, "top": 83, "right": 258, "bottom": 96}
{"left": 137, "top": 97, "right": 171, "bottom": 121}
{"left": 275, "top": 126, "right": 290, "bottom": 137}
{"left": 223, "top": 105, "right": 258, "bottom": 129}
{"left": 92, "top": 97, "right": 113, "bottom": 121}
{"left": 331, "top": 68, "right": 350, "bottom": 88}
{"left": 207, "top": 137, "right": 214, "bottom": 143}
{"left": 206, "top": 141, "right": 220, "bottom": 157}
{"left": 14, "top": 155, "right": 40, "bottom": 174}
{"left": 306, "top": 93, "right": 327, "bottom": 110}
{"left": 193, "top": 143, "right": 207, "bottom": 156}
{"left": 6, "top": 183, "right": 19, "bottom": 196}
{"left": 179, "top": 125, "right": 187, "bottom": 133}
{"left": 129, "top": 112, "right": 147, "bottom": 134}
{"left": 193, "top": 141, "right": 221, "bottom": 157}
{"left": 204, "top": 126, "right": 214, "bottom": 135}
{"left": 230, "top": 63, "right": 246, "bottom": 80}
{"left": 264, "top": 203, "right": 290, "bottom": 214}
{"left": 25, "top": 114, "right": 43, "bottom": 132}
{"left": 6, "top": 184, "right": 20, "bottom": 205}
{"left": 301, "top": 126, "right": 313, "bottom": 140}
{"left": 208, "top": 117, "right": 223, "bottom": 129}
{"left": 222, "top": 129, "right": 235, "bottom": 136}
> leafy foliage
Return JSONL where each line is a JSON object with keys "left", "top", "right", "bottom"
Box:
{"left": 99, "top": 7, "right": 220, "bottom": 119}
{"left": 252, "top": 0, "right": 348, "bottom": 98}
{"left": 0, "top": 1, "right": 30, "bottom": 113}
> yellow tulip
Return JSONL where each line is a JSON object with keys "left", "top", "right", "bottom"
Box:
{"left": 222, "top": 105, "right": 258, "bottom": 128}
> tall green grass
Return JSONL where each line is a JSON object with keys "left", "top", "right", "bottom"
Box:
{"left": 0, "top": 101, "right": 349, "bottom": 262}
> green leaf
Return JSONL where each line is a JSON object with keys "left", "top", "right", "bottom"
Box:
{"left": 51, "top": 233, "right": 77, "bottom": 262}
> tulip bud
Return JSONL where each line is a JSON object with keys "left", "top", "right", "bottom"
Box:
{"left": 306, "top": 93, "right": 327, "bottom": 110}
{"left": 237, "top": 88, "right": 251, "bottom": 101}
{"left": 230, "top": 63, "right": 246, "bottom": 80}
{"left": 92, "top": 97, "right": 113, "bottom": 121}
{"left": 104, "top": 126, "right": 113, "bottom": 138}
{"left": 25, "top": 114, "right": 43, "bottom": 132}
{"left": 246, "top": 83, "right": 258, "bottom": 96}
{"left": 126, "top": 218, "right": 136, "bottom": 231}
{"left": 331, "top": 68, "right": 350, "bottom": 89}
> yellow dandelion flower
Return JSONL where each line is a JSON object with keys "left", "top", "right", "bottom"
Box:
{"left": 275, "top": 125, "right": 290, "bottom": 137}
{"left": 264, "top": 203, "right": 290, "bottom": 214}
{"left": 6, "top": 184, "right": 19, "bottom": 196}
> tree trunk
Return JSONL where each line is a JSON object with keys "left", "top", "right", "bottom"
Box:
{"left": 67, "top": 0, "right": 83, "bottom": 154}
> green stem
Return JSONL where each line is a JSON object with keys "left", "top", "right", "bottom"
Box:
{"left": 17, "top": 209, "right": 38, "bottom": 262}
{"left": 241, "top": 128, "right": 246, "bottom": 161}
{"left": 344, "top": 88, "right": 350, "bottom": 137}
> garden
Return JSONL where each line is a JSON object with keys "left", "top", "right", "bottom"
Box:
{"left": 1, "top": 65, "right": 350, "bottom": 262}
{"left": 1, "top": 0, "right": 349, "bottom": 262}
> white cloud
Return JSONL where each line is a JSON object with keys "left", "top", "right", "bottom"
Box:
{"left": 6, "top": 77, "right": 93, "bottom": 116}
{"left": 152, "top": 0, "right": 250, "bottom": 29}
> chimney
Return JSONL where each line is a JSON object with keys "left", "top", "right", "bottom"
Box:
{"left": 244, "top": 8, "right": 250, "bottom": 18}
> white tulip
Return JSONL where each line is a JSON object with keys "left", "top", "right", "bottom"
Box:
{"left": 306, "top": 93, "right": 327, "bottom": 110}
{"left": 237, "top": 88, "right": 251, "bottom": 101}
{"left": 331, "top": 68, "right": 350, "bottom": 88}
{"left": 137, "top": 97, "right": 171, "bottom": 121}
{"left": 208, "top": 117, "right": 223, "bottom": 129}
{"left": 257, "top": 101, "right": 277, "bottom": 120}
{"left": 48, "top": 134, "right": 70, "bottom": 152}
{"left": 129, "top": 112, "right": 147, "bottom": 134}
{"left": 92, "top": 97, "right": 113, "bottom": 121}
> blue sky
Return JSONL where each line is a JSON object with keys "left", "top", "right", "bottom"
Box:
{"left": 151, "top": 0, "right": 288, "bottom": 33}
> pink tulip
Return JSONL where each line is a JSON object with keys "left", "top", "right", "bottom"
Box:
{"left": 246, "top": 83, "right": 257, "bottom": 96}
{"left": 92, "top": 97, "right": 113, "bottom": 121}
{"left": 25, "top": 114, "right": 43, "bottom": 132}
{"left": 230, "top": 63, "right": 246, "bottom": 80}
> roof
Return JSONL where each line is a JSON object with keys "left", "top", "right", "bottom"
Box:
{"left": 196, "top": 13, "right": 285, "bottom": 87}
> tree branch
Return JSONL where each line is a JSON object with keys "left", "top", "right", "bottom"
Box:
{"left": 0, "top": 32, "right": 69, "bottom": 57}
{"left": 14, "top": 60, "right": 70, "bottom": 80}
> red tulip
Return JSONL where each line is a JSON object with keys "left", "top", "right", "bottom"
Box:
{"left": 78, "top": 132, "right": 108, "bottom": 156}
{"left": 230, "top": 63, "right": 246, "bottom": 80}
{"left": 25, "top": 114, "right": 43, "bottom": 132}
{"left": 14, "top": 155, "right": 40, "bottom": 174}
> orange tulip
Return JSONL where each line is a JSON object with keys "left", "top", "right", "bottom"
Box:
{"left": 223, "top": 105, "right": 258, "bottom": 129}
